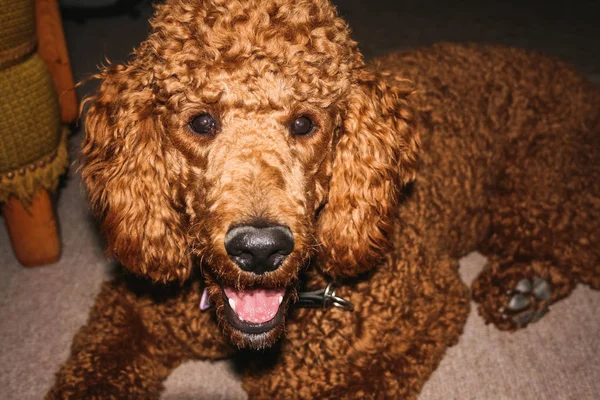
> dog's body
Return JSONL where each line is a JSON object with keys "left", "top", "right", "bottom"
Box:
{"left": 48, "top": 1, "right": 599, "bottom": 398}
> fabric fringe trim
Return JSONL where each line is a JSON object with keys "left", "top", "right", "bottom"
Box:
{"left": 0, "top": 127, "right": 69, "bottom": 204}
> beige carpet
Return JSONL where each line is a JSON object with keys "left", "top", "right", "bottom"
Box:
{"left": 1, "top": 1, "right": 599, "bottom": 398}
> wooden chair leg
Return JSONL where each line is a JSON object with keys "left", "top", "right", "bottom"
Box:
{"left": 35, "top": 0, "right": 79, "bottom": 124}
{"left": 2, "top": 189, "right": 61, "bottom": 267}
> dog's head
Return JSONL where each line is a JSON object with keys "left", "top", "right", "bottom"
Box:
{"left": 81, "top": 0, "right": 418, "bottom": 349}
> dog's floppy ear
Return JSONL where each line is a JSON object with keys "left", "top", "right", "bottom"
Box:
{"left": 81, "top": 64, "right": 191, "bottom": 283}
{"left": 317, "top": 69, "right": 419, "bottom": 279}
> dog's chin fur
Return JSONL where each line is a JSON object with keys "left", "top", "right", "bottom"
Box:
{"left": 225, "top": 323, "right": 285, "bottom": 350}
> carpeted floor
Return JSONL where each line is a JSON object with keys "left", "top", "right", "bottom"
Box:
{"left": 1, "top": 1, "right": 599, "bottom": 399}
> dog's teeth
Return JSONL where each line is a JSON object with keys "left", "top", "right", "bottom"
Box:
{"left": 278, "top": 295, "right": 283, "bottom": 304}
{"left": 228, "top": 298, "right": 236, "bottom": 311}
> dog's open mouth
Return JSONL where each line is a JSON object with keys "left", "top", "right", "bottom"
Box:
{"left": 222, "top": 287, "right": 286, "bottom": 334}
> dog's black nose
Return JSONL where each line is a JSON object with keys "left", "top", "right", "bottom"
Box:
{"left": 224, "top": 225, "right": 294, "bottom": 274}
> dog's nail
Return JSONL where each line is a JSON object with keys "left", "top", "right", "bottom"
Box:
{"left": 507, "top": 293, "right": 530, "bottom": 311}
{"left": 515, "top": 279, "right": 532, "bottom": 294}
{"left": 532, "top": 278, "right": 551, "bottom": 301}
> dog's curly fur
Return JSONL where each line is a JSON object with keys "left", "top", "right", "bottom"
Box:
{"left": 48, "top": 0, "right": 599, "bottom": 398}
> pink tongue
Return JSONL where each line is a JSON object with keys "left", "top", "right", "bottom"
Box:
{"left": 224, "top": 287, "right": 285, "bottom": 324}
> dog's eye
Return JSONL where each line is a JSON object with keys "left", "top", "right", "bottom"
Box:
{"left": 189, "top": 114, "right": 216, "bottom": 134}
{"left": 291, "top": 116, "right": 314, "bottom": 135}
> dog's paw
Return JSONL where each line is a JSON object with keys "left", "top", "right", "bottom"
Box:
{"left": 471, "top": 258, "right": 566, "bottom": 330}
{"left": 500, "top": 277, "right": 552, "bottom": 326}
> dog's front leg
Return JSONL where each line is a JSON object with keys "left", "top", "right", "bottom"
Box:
{"left": 45, "top": 280, "right": 184, "bottom": 399}
{"left": 46, "top": 278, "right": 231, "bottom": 399}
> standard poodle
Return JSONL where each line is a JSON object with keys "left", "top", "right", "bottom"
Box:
{"left": 48, "top": 0, "right": 600, "bottom": 398}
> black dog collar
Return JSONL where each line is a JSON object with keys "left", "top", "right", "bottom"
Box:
{"left": 296, "top": 282, "right": 354, "bottom": 311}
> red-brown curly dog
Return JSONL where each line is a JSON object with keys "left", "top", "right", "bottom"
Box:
{"left": 48, "top": 0, "right": 599, "bottom": 398}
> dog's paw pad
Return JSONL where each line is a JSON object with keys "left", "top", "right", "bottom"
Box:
{"left": 531, "top": 306, "right": 549, "bottom": 323}
{"left": 512, "top": 309, "right": 536, "bottom": 325}
{"left": 504, "top": 277, "right": 552, "bottom": 327}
